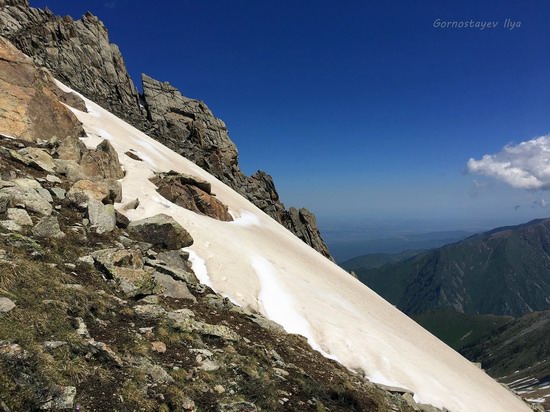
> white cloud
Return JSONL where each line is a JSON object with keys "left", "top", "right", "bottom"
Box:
{"left": 532, "top": 199, "right": 548, "bottom": 208}
{"left": 467, "top": 135, "right": 550, "bottom": 190}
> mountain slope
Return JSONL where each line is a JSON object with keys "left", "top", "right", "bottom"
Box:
{"left": 461, "top": 311, "right": 550, "bottom": 411}
{"left": 50, "top": 77, "right": 531, "bottom": 411}
{"left": 0, "top": 0, "right": 333, "bottom": 260}
{"left": 358, "top": 218, "right": 550, "bottom": 317}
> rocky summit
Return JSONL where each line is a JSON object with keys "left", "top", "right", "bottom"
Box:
{"left": 0, "top": 0, "right": 333, "bottom": 261}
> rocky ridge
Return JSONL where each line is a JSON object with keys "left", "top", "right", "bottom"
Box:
{"left": 0, "top": 0, "right": 332, "bottom": 260}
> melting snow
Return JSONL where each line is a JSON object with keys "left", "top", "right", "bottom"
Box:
{"left": 230, "top": 210, "right": 261, "bottom": 227}
{"left": 185, "top": 249, "right": 212, "bottom": 288}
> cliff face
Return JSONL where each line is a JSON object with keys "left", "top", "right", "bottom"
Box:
{"left": 0, "top": 1, "right": 333, "bottom": 260}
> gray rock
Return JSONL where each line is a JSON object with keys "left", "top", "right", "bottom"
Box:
{"left": 90, "top": 249, "right": 157, "bottom": 297}
{"left": 0, "top": 193, "right": 11, "bottom": 214}
{"left": 40, "top": 386, "right": 76, "bottom": 411}
{"left": 6, "top": 208, "right": 32, "bottom": 226}
{"left": 127, "top": 214, "right": 193, "bottom": 250}
{"left": 52, "top": 159, "right": 87, "bottom": 183}
{"left": 36, "top": 187, "right": 53, "bottom": 203}
{"left": 153, "top": 272, "right": 196, "bottom": 302}
{"left": 16, "top": 147, "right": 56, "bottom": 173}
{"left": 402, "top": 393, "right": 421, "bottom": 411}
{"left": 49, "top": 187, "right": 66, "bottom": 200}
{"left": 218, "top": 402, "right": 258, "bottom": 412}
{"left": 134, "top": 304, "right": 167, "bottom": 319}
{"left": 145, "top": 258, "right": 198, "bottom": 286}
{"left": 133, "top": 357, "right": 174, "bottom": 384}
{"left": 75, "top": 317, "right": 90, "bottom": 338}
{"left": 45, "top": 174, "right": 61, "bottom": 183}
{"left": 43, "top": 341, "right": 68, "bottom": 350}
{"left": 12, "top": 178, "right": 41, "bottom": 190}
{"left": 1, "top": 187, "right": 52, "bottom": 216}
{"left": 0, "top": 341, "right": 29, "bottom": 360}
{"left": 32, "top": 216, "right": 65, "bottom": 239}
{"left": 0, "top": 220, "right": 22, "bottom": 232}
{"left": 0, "top": 297, "right": 16, "bottom": 313}
{"left": 67, "top": 179, "right": 122, "bottom": 208}
{"left": 86, "top": 201, "right": 116, "bottom": 234}
{"left": 78, "top": 255, "right": 94, "bottom": 265}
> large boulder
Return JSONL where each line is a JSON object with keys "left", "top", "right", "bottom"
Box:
{"left": 0, "top": 36, "right": 83, "bottom": 141}
{"left": 90, "top": 248, "right": 157, "bottom": 297}
{"left": 80, "top": 139, "right": 124, "bottom": 179}
{"left": 32, "top": 216, "right": 65, "bottom": 239}
{"left": 151, "top": 172, "right": 232, "bottom": 222}
{"left": 0, "top": 186, "right": 52, "bottom": 216}
{"left": 86, "top": 201, "right": 116, "bottom": 234}
{"left": 127, "top": 214, "right": 193, "bottom": 250}
{"left": 66, "top": 179, "right": 122, "bottom": 208}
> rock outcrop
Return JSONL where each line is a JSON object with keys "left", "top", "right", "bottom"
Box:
{"left": 0, "top": 36, "right": 83, "bottom": 141}
{"left": 151, "top": 171, "right": 233, "bottom": 222}
{"left": 0, "top": 1, "right": 333, "bottom": 260}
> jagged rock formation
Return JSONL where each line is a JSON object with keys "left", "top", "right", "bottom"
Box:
{"left": 0, "top": 0, "right": 333, "bottom": 260}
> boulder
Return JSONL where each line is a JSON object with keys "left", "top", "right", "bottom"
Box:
{"left": 40, "top": 385, "right": 76, "bottom": 410}
{"left": 0, "top": 220, "right": 21, "bottom": 232}
{"left": 53, "top": 135, "right": 87, "bottom": 162}
{"left": 67, "top": 179, "right": 122, "bottom": 207}
{"left": 0, "top": 297, "right": 16, "bottom": 313}
{"left": 53, "top": 159, "right": 87, "bottom": 183}
{"left": 16, "top": 147, "right": 56, "bottom": 173}
{"left": 80, "top": 139, "right": 124, "bottom": 179}
{"left": 32, "top": 216, "right": 65, "bottom": 239}
{"left": 1, "top": 187, "right": 52, "bottom": 216}
{"left": 152, "top": 172, "right": 232, "bottom": 222}
{"left": 91, "top": 248, "right": 157, "bottom": 297}
{"left": 153, "top": 272, "right": 196, "bottom": 301}
{"left": 6, "top": 208, "right": 32, "bottom": 226}
{"left": 127, "top": 214, "right": 193, "bottom": 250}
{"left": 86, "top": 201, "right": 116, "bottom": 234}
{"left": 218, "top": 402, "right": 258, "bottom": 412}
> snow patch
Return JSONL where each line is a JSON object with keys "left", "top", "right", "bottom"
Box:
{"left": 252, "top": 256, "right": 337, "bottom": 361}
{"left": 231, "top": 210, "right": 261, "bottom": 227}
{"left": 185, "top": 249, "right": 212, "bottom": 288}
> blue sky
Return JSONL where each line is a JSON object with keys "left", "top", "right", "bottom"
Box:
{"left": 31, "top": 0, "right": 550, "bottom": 235}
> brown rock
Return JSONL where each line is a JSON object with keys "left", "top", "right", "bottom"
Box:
{"left": 67, "top": 179, "right": 122, "bottom": 207}
{"left": 152, "top": 172, "right": 232, "bottom": 222}
{"left": 54, "top": 135, "right": 88, "bottom": 162}
{"left": 151, "top": 341, "right": 166, "bottom": 353}
{"left": 80, "top": 139, "right": 124, "bottom": 179}
{"left": 0, "top": 36, "right": 83, "bottom": 142}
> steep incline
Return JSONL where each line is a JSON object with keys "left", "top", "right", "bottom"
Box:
{"left": 55, "top": 79, "right": 530, "bottom": 412}
{"left": 0, "top": 0, "right": 332, "bottom": 259}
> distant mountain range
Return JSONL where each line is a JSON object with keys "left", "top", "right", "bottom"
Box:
{"left": 330, "top": 230, "right": 472, "bottom": 262}
{"left": 346, "top": 218, "right": 550, "bottom": 318}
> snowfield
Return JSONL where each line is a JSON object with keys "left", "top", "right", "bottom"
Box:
{"left": 57, "top": 80, "right": 529, "bottom": 412}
